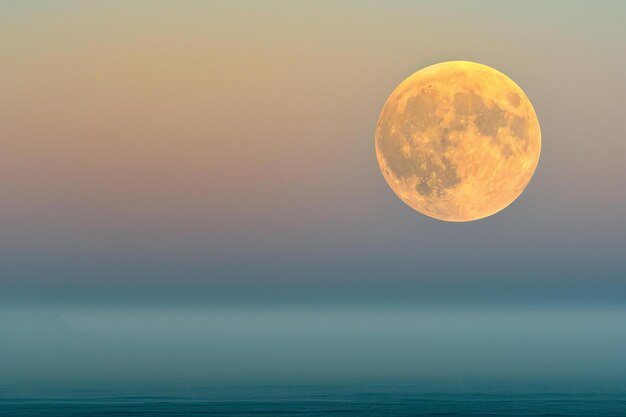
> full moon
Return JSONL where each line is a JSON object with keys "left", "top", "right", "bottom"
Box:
{"left": 375, "top": 61, "right": 541, "bottom": 222}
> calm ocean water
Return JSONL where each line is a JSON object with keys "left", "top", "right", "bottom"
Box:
{"left": 1, "top": 386, "right": 626, "bottom": 417}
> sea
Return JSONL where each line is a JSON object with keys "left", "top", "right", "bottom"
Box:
{"left": 2, "top": 385, "right": 626, "bottom": 416}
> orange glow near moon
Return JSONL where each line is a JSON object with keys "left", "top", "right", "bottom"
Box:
{"left": 376, "top": 61, "right": 541, "bottom": 222}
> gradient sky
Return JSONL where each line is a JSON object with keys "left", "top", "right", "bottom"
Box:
{"left": 1, "top": 1, "right": 626, "bottom": 387}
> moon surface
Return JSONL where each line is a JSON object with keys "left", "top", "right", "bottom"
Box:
{"left": 375, "top": 61, "right": 541, "bottom": 222}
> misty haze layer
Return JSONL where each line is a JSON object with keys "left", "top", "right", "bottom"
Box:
{"left": 2, "top": 307, "right": 626, "bottom": 388}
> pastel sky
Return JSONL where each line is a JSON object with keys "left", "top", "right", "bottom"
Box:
{"left": 1, "top": 1, "right": 625, "bottom": 387}
{"left": 2, "top": 1, "right": 625, "bottom": 306}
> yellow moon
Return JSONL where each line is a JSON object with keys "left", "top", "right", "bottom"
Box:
{"left": 375, "top": 61, "right": 541, "bottom": 222}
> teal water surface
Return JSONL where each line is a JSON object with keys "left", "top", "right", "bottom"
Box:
{"left": 2, "top": 386, "right": 626, "bottom": 416}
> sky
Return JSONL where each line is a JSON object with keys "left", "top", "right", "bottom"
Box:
{"left": 1, "top": 1, "right": 626, "bottom": 388}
